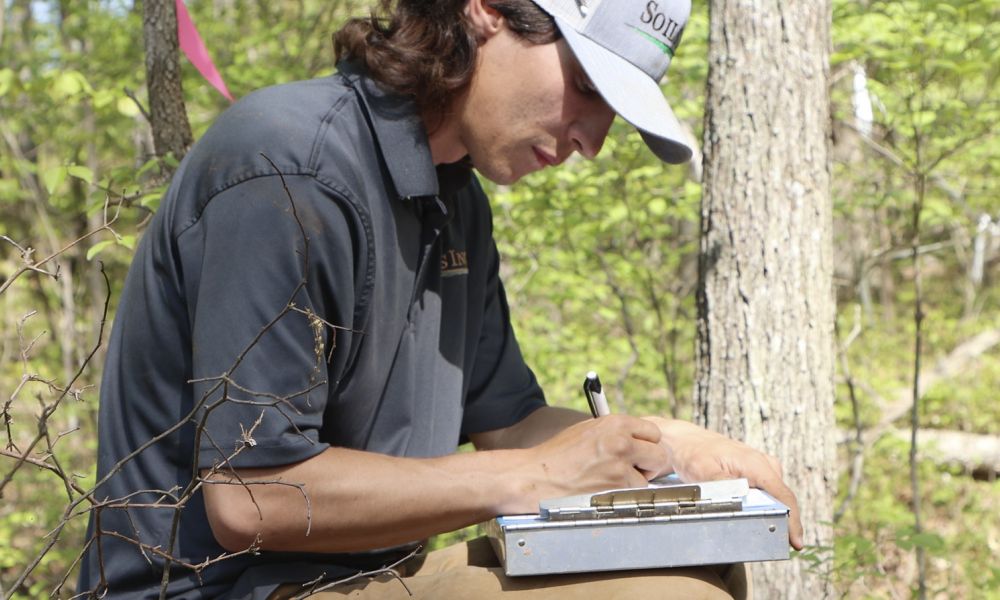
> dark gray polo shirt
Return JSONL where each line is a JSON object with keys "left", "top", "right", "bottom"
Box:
{"left": 78, "top": 63, "right": 546, "bottom": 599}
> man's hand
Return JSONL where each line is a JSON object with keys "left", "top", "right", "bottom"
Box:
{"left": 643, "top": 416, "right": 804, "bottom": 549}
{"left": 492, "top": 415, "right": 672, "bottom": 514}
{"left": 472, "top": 407, "right": 802, "bottom": 548}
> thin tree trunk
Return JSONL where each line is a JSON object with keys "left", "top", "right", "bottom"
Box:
{"left": 143, "top": 0, "right": 193, "bottom": 160}
{"left": 75, "top": 7, "right": 110, "bottom": 372}
{"left": 9, "top": 0, "right": 30, "bottom": 47}
{"left": 696, "top": 1, "right": 836, "bottom": 598}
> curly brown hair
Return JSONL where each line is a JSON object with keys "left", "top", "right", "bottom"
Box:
{"left": 334, "top": 0, "right": 559, "bottom": 121}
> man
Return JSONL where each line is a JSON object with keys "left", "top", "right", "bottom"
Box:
{"left": 79, "top": 0, "right": 803, "bottom": 598}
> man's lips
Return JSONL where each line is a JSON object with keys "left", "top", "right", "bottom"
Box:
{"left": 533, "top": 147, "right": 558, "bottom": 168}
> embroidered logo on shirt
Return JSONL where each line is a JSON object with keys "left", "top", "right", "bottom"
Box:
{"left": 440, "top": 249, "right": 469, "bottom": 278}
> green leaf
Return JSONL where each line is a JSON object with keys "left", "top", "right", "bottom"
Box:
{"left": 86, "top": 240, "right": 115, "bottom": 261}
{"left": 91, "top": 88, "right": 116, "bottom": 110}
{"left": 912, "top": 110, "right": 936, "bottom": 128}
{"left": 0, "top": 68, "right": 15, "bottom": 97}
{"left": 66, "top": 165, "right": 94, "bottom": 185}
{"left": 606, "top": 204, "right": 628, "bottom": 222}
{"left": 41, "top": 166, "right": 67, "bottom": 195}
{"left": 139, "top": 189, "right": 165, "bottom": 210}
{"left": 117, "top": 95, "right": 141, "bottom": 117}
{"left": 136, "top": 157, "right": 162, "bottom": 178}
{"left": 118, "top": 235, "right": 136, "bottom": 250}
{"left": 910, "top": 532, "right": 946, "bottom": 554}
{"left": 935, "top": 3, "right": 958, "bottom": 17}
{"left": 162, "top": 153, "right": 181, "bottom": 169}
{"left": 897, "top": 527, "right": 947, "bottom": 555}
{"left": 50, "top": 70, "right": 90, "bottom": 100}
{"left": 648, "top": 198, "right": 668, "bottom": 216}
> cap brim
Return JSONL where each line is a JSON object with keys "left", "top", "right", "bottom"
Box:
{"left": 554, "top": 16, "right": 693, "bottom": 164}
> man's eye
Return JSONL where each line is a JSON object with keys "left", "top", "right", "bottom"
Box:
{"left": 577, "top": 74, "right": 599, "bottom": 96}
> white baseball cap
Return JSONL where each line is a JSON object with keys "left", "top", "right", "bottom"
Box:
{"left": 531, "top": 0, "right": 693, "bottom": 164}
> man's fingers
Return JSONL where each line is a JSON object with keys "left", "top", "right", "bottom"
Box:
{"left": 767, "top": 479, "right": 803, "bottom": 550}
{"left": 592, "top": 415, "right": 667, "bottom": 477}
{"left": 789, "top": 509, "right": 804, "bottom": 549}
{"left": 629, "top": 438, "right": 670, "bottom": 479}
{"left": 611, "top": 414, "right": 662, "bottom": 444}
{"left": 748, "top": 459, "right": 803, "bottom": 550}
{"left": 594, "top": 428, "right": 669, "bottom": 482}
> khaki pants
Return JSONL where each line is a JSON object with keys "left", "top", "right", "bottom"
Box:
{"left": 271, "top": 537, "right": 751, "bottom": 599}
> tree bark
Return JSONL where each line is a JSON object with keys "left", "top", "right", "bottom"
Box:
{"left": 696, "top": 1, "right": 835, "bottom": 598}
{"left": 143, "top": 0, "right": 193, "bottom": 160}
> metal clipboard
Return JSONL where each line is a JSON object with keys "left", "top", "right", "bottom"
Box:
{"left": 485, "top": 477, "right": 790, "bottom": 576}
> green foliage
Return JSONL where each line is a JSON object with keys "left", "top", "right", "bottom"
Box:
{"left": 828, "top": 4, "right": 999, "bottom": 596}
{"left": 490, "top": 122, "right": 700, "bottom": 417}
{"left": 834, "top": 437, "right": 1000, "bottom": 597}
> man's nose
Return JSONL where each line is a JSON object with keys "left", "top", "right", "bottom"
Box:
{"left": 568, "top": 104, "right": 615, "bottom": 159}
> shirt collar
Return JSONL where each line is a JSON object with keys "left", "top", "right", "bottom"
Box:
{"left": 338, "top": 62, "right": 444, "bottom": 200}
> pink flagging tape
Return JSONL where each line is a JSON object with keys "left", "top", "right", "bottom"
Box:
{"left": 176, "top": 0, "right": 234, "bottom": 102}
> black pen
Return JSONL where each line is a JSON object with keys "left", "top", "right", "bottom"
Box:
{"left": 582, "top": 371, "right": 611, "bottom": 418}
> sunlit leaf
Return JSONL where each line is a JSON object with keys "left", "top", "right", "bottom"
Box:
{"left": 86, "top": 240, "right": 115, "bottom": 261}
{"left": 118, "top": 235, "right": 137, "bottom": 250}
{"left": 42, "top": 166, "right": 68, "bottom": 195}
{"left": 67, "top": 165, "right": 95, "bottom": 185}
{"left": 117, "top": 95, "right": 141, "bottom": 118}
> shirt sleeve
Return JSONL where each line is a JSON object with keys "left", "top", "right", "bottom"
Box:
{"left": 178, "top": 174, "right": 362, "bottom": 471}
{"left": 460, "top": 240, "right": 547, "bottom": 435}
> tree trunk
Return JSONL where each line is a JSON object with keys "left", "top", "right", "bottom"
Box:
{"left": 696, "top": 1, "right": 835, "bottom": 598}
{"left": 143, "top": 0, "right": 193, "bottom": 160}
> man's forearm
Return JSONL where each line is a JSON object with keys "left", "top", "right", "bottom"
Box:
{"left": 202, "top": 413, "right": 669, "bottom": 555}
{"left": 201, "top": 446, "right": 537, "bottom": 554}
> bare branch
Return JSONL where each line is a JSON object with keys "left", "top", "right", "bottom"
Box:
{"left": 123, "top": 86, "right": 152, "bottom": 125}
{"left": 102, "top": 530, "right": 263, "bottom": 572}
{"left": 290, "top": 547, "right": 421, "bottom": 599}
{"left": 0, "top": 264, "right": 111, "bottom": 498}
{"left": 0, "top": 448, "right": 87, "bottom": 496}
{"left": 0, "top": 202, "right": 121, "bottom": 296}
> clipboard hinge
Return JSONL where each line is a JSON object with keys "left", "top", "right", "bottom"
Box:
{"left": 546, "top": 497, "right": 744, "bottom": 521}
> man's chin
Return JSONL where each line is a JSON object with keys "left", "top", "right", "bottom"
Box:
{"left": 470, "top": 160, "right": 527, "bottom": 186}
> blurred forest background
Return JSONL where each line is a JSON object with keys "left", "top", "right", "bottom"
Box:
{"left": 0, "top": 0, "right": 998, "bottom": 598}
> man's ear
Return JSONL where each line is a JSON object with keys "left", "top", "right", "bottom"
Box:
{"left": 464, "top": 0, "right": 504, "bottom": 41}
